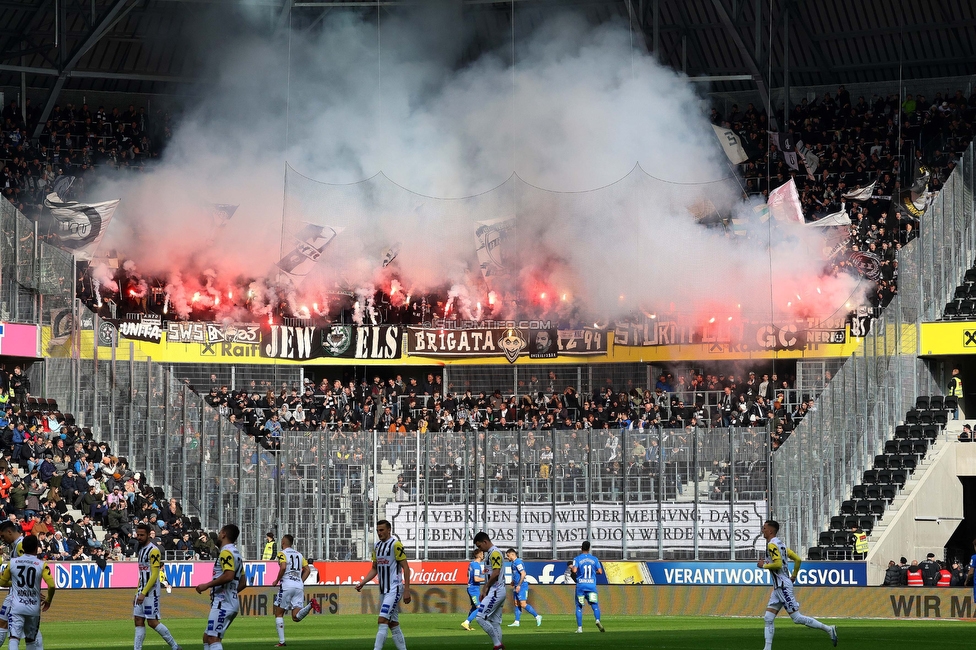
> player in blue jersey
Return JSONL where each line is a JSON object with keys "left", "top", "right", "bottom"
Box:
{"left": 505, "top": 549, "right": 541, "bottom": 627}
{"left": 570, "top": 541, "right": 604, "bottom": 633}
{"left": 461, "top": 548, "right": 485, "bottom": 630}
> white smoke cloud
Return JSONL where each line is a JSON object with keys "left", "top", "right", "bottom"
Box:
{"left": 89, "top": 8, "right": 861, "bottom": 324}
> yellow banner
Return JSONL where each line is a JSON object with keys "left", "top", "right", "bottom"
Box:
{"left": 921, "top": 321, "right": 976, "bottom": 356}
{"left": 40, "top": 324, "right": 860, "bottom": 366}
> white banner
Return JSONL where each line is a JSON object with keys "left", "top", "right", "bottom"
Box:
{"left": 385, "top": 501, "right": 767, "bottom": 553}
{"left": 843, "top": 180, "right": 876, "bottom": 202}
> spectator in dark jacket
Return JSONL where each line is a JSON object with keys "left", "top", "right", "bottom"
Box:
{"left": 883, "top": 560, "right": 904, "bottom": 586}
{"left": 920, "top": 553, "right": 941, "bottom": 586}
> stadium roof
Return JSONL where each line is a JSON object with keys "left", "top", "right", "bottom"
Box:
{"left": 0, "top": 0, "right": 971, "bottom": 120}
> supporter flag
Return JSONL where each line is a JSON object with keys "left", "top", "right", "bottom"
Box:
{"left": 381, "top": 242, "right": 401, "bottom": 268}
{"left": 770, "top": 131, "right": 799, "bottom": 170}
{"left": 275, "top": 222, "right": 343, "bottom": 283}
{"left": 711, "top": 124, "right": 749, "bottom": 164}
{"left": 474, "top": 217, "right": 516, "bottom": 283}
{"left": 43, "top": 191, "right": 120, "bottom": 261}
{"left": 796, "top": 140, "right": 819, "bottom": 177}
{"left": 766, "top": 178, "right": 805, "bottom": 224}
{"left": 206, "top": 203, "right": 238, "bottom": 244}
{"left": 807, "top": 205, "right": 851, "bottom": 227}
{"left": 843, "top": 181, "right": 876, "bottom": 202}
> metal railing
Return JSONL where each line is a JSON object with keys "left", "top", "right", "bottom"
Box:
{"left": 770, "top": 141, "right": 975, "bottom": 554}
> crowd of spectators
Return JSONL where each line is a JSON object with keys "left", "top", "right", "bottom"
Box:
{"left": 713, "top": 86, "right": 976, "bottom": 309}
{"left": 0, "top": 99, "right": 174, "bottom": 218}
{"left": 0, "top": 364, "right": 217, "bottom": 563}
{"left": 882, "top": 554, "right": 965, "bottom": 587}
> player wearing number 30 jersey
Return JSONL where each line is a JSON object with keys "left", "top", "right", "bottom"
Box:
{"left": 759, "top": 520, "right": 837, "bottom": 649}
{"left": 571, "top": 541, "right": 604, "bottom": 634}
{"left": 0, "top": 535, "right": 54, "bottom": 650}
{"left": 0, "top": 520, "right": 25, "bottom": 647}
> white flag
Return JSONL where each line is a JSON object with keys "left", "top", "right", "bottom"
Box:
{"left": 44, "top": 192, "right": 119, "bottom": 261}
{"left": 274, "top": 222, "right": 343, "bottom": 283}
{"left": 767, "top": 179, "right": 804, "bottom": 224}
{"left": 843, "top": 181, "right": 876, "bottom": 202}
{"left": 711, "top": 124, "right": 749, "bottom": 164}
{"left": 808, "top": 205, "right": 851, "bottom": 227}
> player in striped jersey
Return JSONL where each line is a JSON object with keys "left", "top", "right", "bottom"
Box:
{"left": 0, "top": 520, "right": 25, "bottom": 647}
{"left": 758, "top": 520, "right": 837, "bottom": 649}
{"left": 271, "top": 534, "right": 321, "bottom": 647}
{"left": 356, "top": 520, "right": 411, "bottom": 650}
{"left": 473, "top": 532, "right": 506, "bottom": 650}
{"left": 133, "top": 523, "right": 182, "bottom": 650}
{"left": 0, "top": 535, "right": 53, "bottom": 650}
{"left": 195, "top": 524, "right": 247, "bottom": 650}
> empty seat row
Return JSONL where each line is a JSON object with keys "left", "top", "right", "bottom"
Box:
{"left": 863, "top": 467, "right": 909, "bottom": 484}
{"left": 894, "top": 424, "right": 940, "bottom": 441}
{"left": 884, "top": 438, "right": 928, "bottom": 457}
{"left": 829, "top": 514, "right": 878, "bottom": 532}
{"left": 840, "top": 498, "right": 887, "bottom": 516}
{"left": 904, "top": 410, "right": 949, "bottom": 426}
{"left": 850, "top": 483, "right": 898, "bottom": 502}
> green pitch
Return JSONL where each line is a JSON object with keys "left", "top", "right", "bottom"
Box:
{"left": 30, "top": 615, "right": 968, "bottom": 649}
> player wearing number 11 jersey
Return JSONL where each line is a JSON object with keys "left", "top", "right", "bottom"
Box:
{"left": 271, "top": 535, "right": 321, "bottom": 646}
{"left": 571, "top": 541, "right": 604, "bottom": 634}
{"left": 0, "top": 535, "right": 54, "bottom": 650}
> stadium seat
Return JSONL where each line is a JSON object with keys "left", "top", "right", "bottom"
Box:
{"left": 933, "top": 411, "right": 948, "bottom": 425}
{"left": 964, "top": 268, "right": 976, "bottom": 283}
{"left": 869, "top": 501, "right": 886, "bottom": 516}
{"left": 911, "top": 440, "right": 928, "bottom": 456}
{"left": 945, "top": 302, "right": 960, "bottom": 317}
{"left": 915, "top": 396, "right": 930, "bottom": 410}
{"left": 878, "top": 484, "right": 898, "bottom": 502}
{"left": 918, "top": 412, "right": 933, "bottom": 425}
{"left": 873, "top": 455, "right": 888, "bottom": 469}
{"left": 954, "top": 286, "right": 967, "bottom": 299}
{"left": 862, "top": 469, "right": 880, "bottom": 484}
{"left": 858, "top": 516, "right": 875, "bottom": 533}
{"left": 807, "top": 547, "right": 823, "bottom": 561}
{"left": 962, "top": 299, "right": 976, "bottom": 315}
{"left": 832, "top": 531, "right": 851, "bottom": 547}
{"left": 890, "top": 469, "right": 909, "bottom": 486}
{"left": 894, "top": 425, "right": 910, "bottom": 439}
{"left": 855, "top": 501, "right": 872, "bottom": 515}
{"left": 885, "top": 440, "right": 900, "bottom": 454}
{"left": 923, "top": 425, "right": 940, "bottom": 441}
{"left": 841, "top": 500, "right": 857, "bottom": 515}
{"left": 843, "top": 515, "right": 860, "bottom": 530}
{"left": 946, "top": 396, "right": 959, "bottom": 411}
{"left": 819, "top": 531, "right": 834, "bottom": 547}
{"left": 865, "top": 485, "right": 882, "bottom": 500}
{"left": 851, "top": 485, "right": 868, "bottom": 499}
{"left": 905, "top": 410, "right": 920, "bottom": 424}
{"left": 830, "top": 515, "right": 846, "bottom": 531}
{"left": 877, "top": 469, "right": 893, "bottom": 484}
{"left": 899, "top": 455, "right": 918, "bottom": 472}
{"left": 897, "top": 439, "right": 913, "bottom": 455}
{"left": 930, "top": 396, "right": 945, "bottom": 410}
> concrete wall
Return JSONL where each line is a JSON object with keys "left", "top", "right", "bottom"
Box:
{"left": 867, "top": 441, "right": 976, "bottom": 583}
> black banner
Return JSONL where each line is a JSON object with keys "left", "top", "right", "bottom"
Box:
{"left": 261, "top": 325, "right": 402, "bottom": 360}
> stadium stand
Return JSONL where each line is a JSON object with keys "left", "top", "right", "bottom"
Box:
{"left": 806, "top": 395, "right": 949, "bottom": 561}
{"left": 0, "top": 365, "right": 216, "bottom": 563}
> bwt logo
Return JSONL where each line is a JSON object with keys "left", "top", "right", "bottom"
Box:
{"left": 55, "top": 563, "right": 113, "bottom": 589}
{"left": 244, "top": 563, "right": 267, "bottom": 586}
{"left": 163, "top": 564, "right": 194, "bottom": 587}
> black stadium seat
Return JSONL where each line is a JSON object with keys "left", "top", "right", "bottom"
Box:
{"left": 851, "top": 485, "right": 868, "bottom": 499}
{"left": 945, "top": 302, "right": 960, "bottom": 317}
{"left": 830, "top": 515, "right": 846, "bottom": 531}
{"left": 930, "top": 395, "right": 945, "bottom": 410}
{"left": 819, "top": 531, "right": 834, "bottom": 547}
{"left": 863, "top": 469, "right": 880, "bottom": 484}
{"left": 915, "top": 396, "right": 930, "bottom": 410}
{"left": 808, "top": 547, "right": 823, "bottom": 561}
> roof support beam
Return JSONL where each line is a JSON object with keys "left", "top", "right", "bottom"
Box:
{"left": 32, "top": 0, "right": 133, "bottom": 138}
{"left": 0, "top": 62, "right": 195, "bottom": 83}
{"left": 710, "top": 0, "right": 773, "bottom": 126}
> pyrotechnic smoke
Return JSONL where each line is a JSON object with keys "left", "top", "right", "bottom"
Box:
{"left": 88, "top": 8, "right": 862, "bottom": 324}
